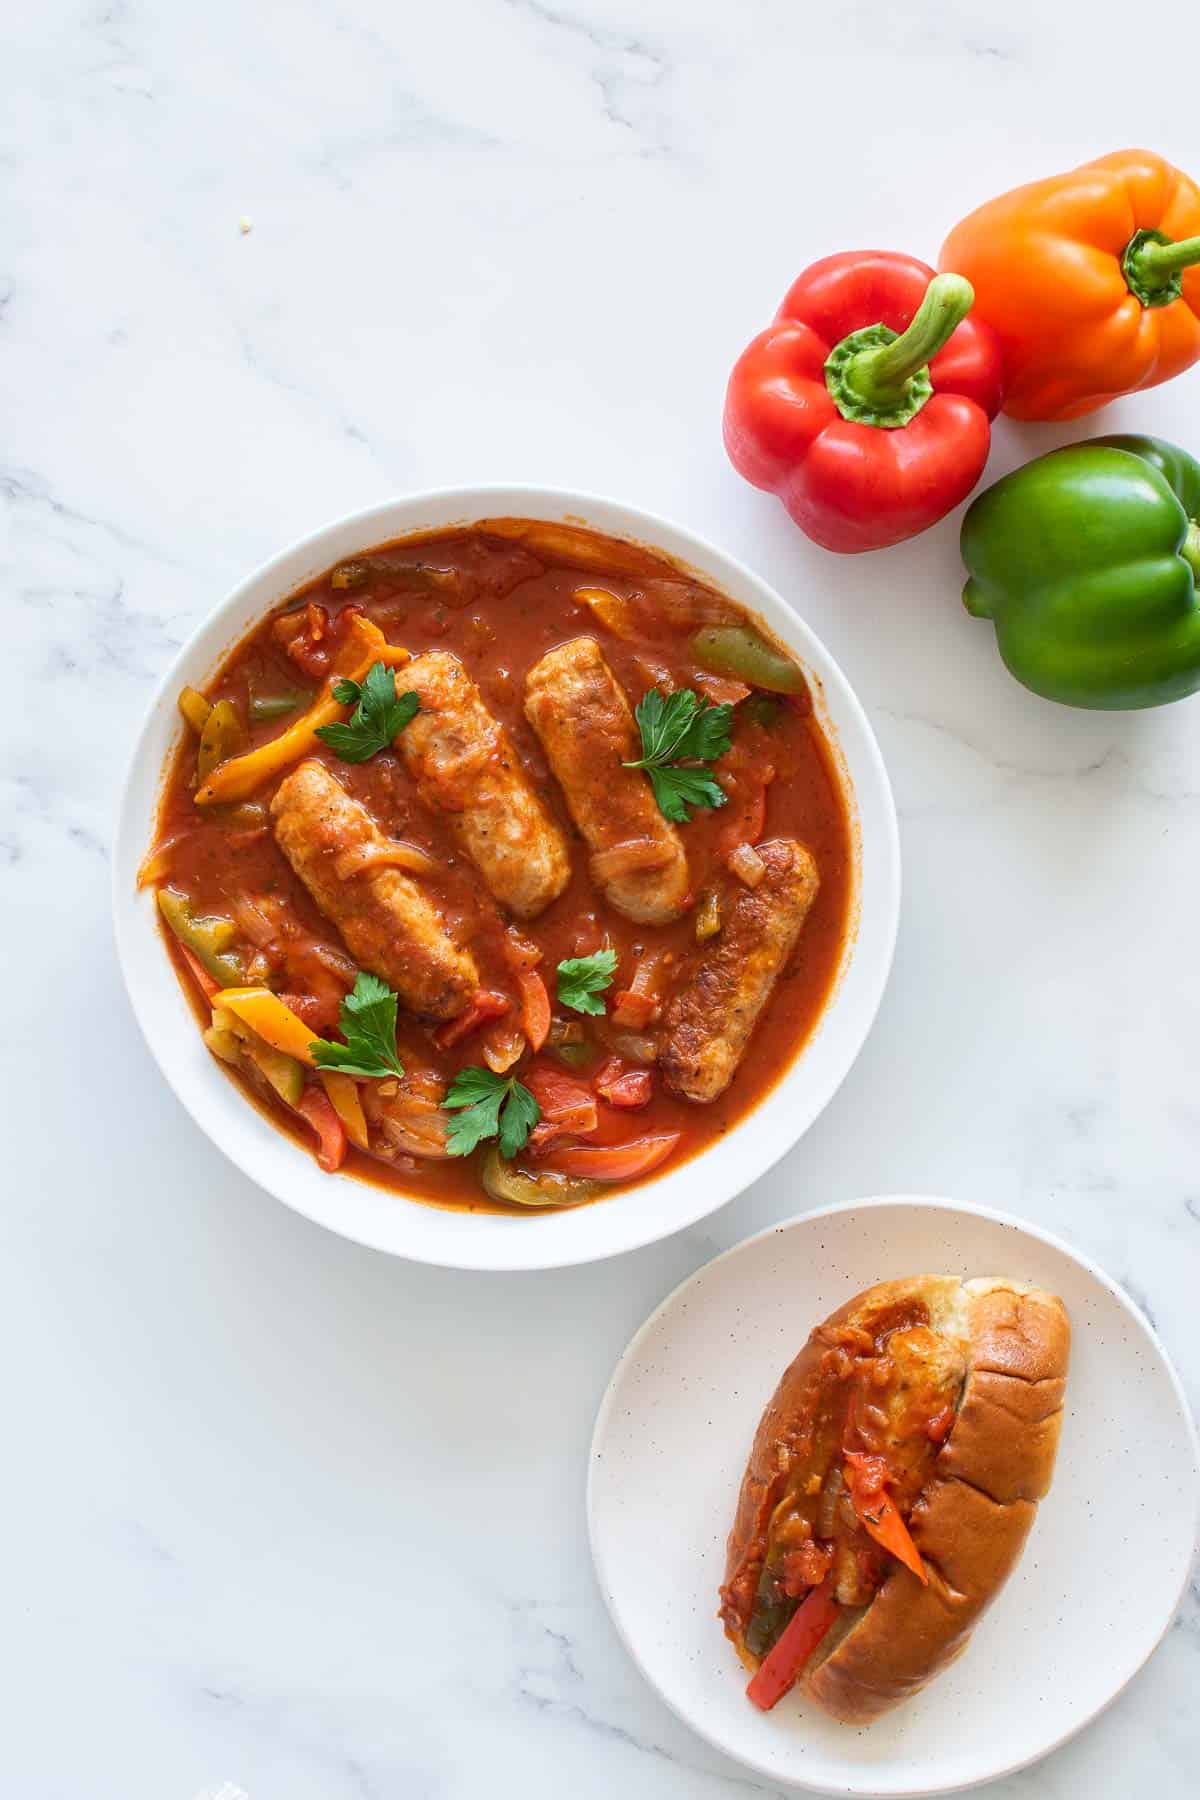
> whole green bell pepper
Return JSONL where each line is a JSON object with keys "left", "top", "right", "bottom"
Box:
{"left": 961, "top": 434, "right": 1200, "bottom": 709}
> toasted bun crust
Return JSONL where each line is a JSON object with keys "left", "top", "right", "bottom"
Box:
{"left": 722, "top": 1275, "right": 1070, "bottom": 1724}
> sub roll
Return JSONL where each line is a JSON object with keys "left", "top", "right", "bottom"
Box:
{"left": 523, "top": 636, "right": 690, "bottom": 925}
{"left": 720, "top": 1275, "right": 1070, "bottom": 1724}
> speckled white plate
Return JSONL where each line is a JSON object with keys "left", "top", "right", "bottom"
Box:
{"left": 588, "top": 1196, "right": 1200, "bottom": 1796}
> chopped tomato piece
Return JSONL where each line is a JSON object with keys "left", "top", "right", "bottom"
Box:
{"left": 780, "top": 1541, "right": 833, "bottom": 1596}
{"left": 295, "top": 1083, "right": 348, "bottom": 1172}
{"left": 522, "top": 1061, "right": 602, "bottom": 1151}
{"left": 694, "top": 672, "right": 751, "bottom": 707}
{"left": 843, "top": 1452, "right": 928, "bottom": 1585}
{"left": 594, "top": 1056, "right": 654, "bottom": 1110}
{"left": 277, "top": 988, "right": 340, "bottom": 1033}
{"left": 537, "top": 1132, "right": 680, "bottom": 1182}
{"left": 745, "top": 1578, "right": 839, "bottom": 1712}
{"left": 434, "top": 990, "right": 510, "bottom": 1049}
{"left": 609, "top": 989, "right": 658, "bottom": 1030}
{"left": 517, "top": 968, "right": 551, "bottom": 1052}
{"left": 502, "top": 927, "right": 542, "bottom": 972}
{"left": 719, "top": 783, "right": 768, "bottom": 856}
{"left": 527, "top": 1112, "right": 597, "bottom": 1155}
{"left": 281, "top": 601, "right": 333, "bottom": 679}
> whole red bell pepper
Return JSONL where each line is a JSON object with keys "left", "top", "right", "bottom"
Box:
{"left": 723, "top": 251, "right": 1004, "bottom": 553}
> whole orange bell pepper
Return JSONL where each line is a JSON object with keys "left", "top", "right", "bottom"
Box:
{"left": 940, "top": 149, "right": 1200, "bottom": 420}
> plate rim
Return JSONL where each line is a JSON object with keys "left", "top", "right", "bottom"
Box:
{"left": 586, "top": 1193, "right": 1200, "bottom": 1797}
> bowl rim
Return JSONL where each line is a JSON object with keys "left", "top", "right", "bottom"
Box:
{"left": 586, "top": 1193, "right": 1200, "bottom": 1795}
{"left": 113, "top": 484, "right": 901, "bottom": 1271}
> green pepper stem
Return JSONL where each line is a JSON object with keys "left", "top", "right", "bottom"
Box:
{"left": 1183, "top": 521, "right": 1200, "bottom": 581}
{"left": 842, "top": 275, "right": 975, "bottom": 410}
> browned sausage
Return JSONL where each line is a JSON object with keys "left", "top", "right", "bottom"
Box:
{"left": 398, "top": 651, "right": 570, "bottom": 919}
{"left": 660, "top": 839, "right": 819, "bottom": 1102}
{"left": 523, "top": 636, "right": 689, "bottom": 925}
{"left": 270, "top": 759, "right": 477, "bottom": 1019}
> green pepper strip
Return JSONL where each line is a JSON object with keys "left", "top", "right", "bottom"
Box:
{"left": 157, "top": 889, "right": 244, "bottom": 986}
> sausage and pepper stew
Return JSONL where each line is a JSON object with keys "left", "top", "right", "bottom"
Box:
{"left": 142, "top": 519, "right": 853, "bottom": 1212}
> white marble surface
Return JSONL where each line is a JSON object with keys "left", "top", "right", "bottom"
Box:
{"left": 3, "top": 3, "right": 1198, "bottom": 1795}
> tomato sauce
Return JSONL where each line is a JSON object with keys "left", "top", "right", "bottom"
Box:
{"left": 150, "top": 520, "right": 854, "bottom": 1211}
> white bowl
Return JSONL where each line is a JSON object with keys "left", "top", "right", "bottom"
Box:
{"left": 113, "top": 487, "right": 900, "bottom": 1270}
{"left": 589, "top": 1196, "right": 1200, "bottom": 1794}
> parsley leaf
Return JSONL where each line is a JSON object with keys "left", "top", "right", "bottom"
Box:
{"left": 624, "top": 688, "right": 733, "bottom": 823}
{"left": 315, "top": 661, "right": 420, "bottom": 763}
{"left": 557, "top": 947, "right": 618, "bottom": 1016}
{"left": 309, "top": 971, "right": 405, "bottom": 1079}
{"left": 645, "top": 764, "right": 729, "bottom": 824}
{"left": 444, "top": 1066, "right": 541, "bottom": 1159}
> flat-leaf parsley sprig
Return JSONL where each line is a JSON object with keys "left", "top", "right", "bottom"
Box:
{"left": 556, "top": 947, "right": 618, "bottom": 1016}
{"left": 315, "top": 661, "right": 420, "bottom": 763}
{"left": 624, "top": 688, "right": 733, "bottom": 823}
{"left": 309, "top": 971, "right": 406, "bottom": 1079}
{"left": 444, "top": 1066, "right": 541, "bottom": 1159}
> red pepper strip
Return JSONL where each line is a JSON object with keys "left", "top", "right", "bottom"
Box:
{"left": 516, "top": 968, "right": 551, "bottom": 1052}
{"left": 724, "top": 251, "right": 1003, "bottom": 553}
{"left": 745, "top": 1578, "right": 839, "bottom": 1712}
{"left": 179, "top": 945, "right": 220, "bottom": 1001}
{"left": 537, "top": 1132, "right": 680, "bottom": 1182}
{"left": 434, "top": 990, "right": 510, "bottom": 1049}
{"left": 295, "top": 1084, "right": 348, "bottom": 1173}
{"left": 594, "top": 1056, "right": 654, "bottom": 1110}
{"left": 843, "top": 1453, "right": 928, "bottom": 1585}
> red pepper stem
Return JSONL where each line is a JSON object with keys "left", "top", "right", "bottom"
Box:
{"left": 825, "top": 274, "right": 975, "bottom": 428}
{"left": 854, "top": 276, "right": 973, "bottom": 398}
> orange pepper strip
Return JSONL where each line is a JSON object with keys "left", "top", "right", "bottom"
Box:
{"left": 212, "top": 987, "right": 318, "bottom": 1065}
{"left": 319, "top": 1070, "right": 369, "bottom": 1151}
{"left": 195, "top": 615, "right": 410, "bottom": 806}
{"left": 843, "top": 1452, "right": 928, "bottom": 1585}
{"left": 516, "top": 969, "right": 551, "bottom": 1052}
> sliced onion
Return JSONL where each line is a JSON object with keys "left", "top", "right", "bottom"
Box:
{"left": 380, "top": 1113, "right": 450, "bottom": 1159}
{"left": 333, "top": 839, "right": 438, "bottom": 880}
{"left": 728, "top": 842, "right": 767, "bottom": 889}
{"left": 136, "top": 839, "right": 178, "bottom": 889}
{"left": 590, "top": 838, "right": 679, "bottom": 884}
{"left": 483, "top": 1023, "right": 527, "bottom": 1074}
{"left": 231, "top": 894, "right": 279, "bottom": 947}
{"left": 575, "top": 585, "right": 631, "bottom": 636}
{"left": 816, "top": 1466, "right": 843, "bottom": 1542}
{"left": 306, "top": 939, "right": 359, "bottom": 983}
